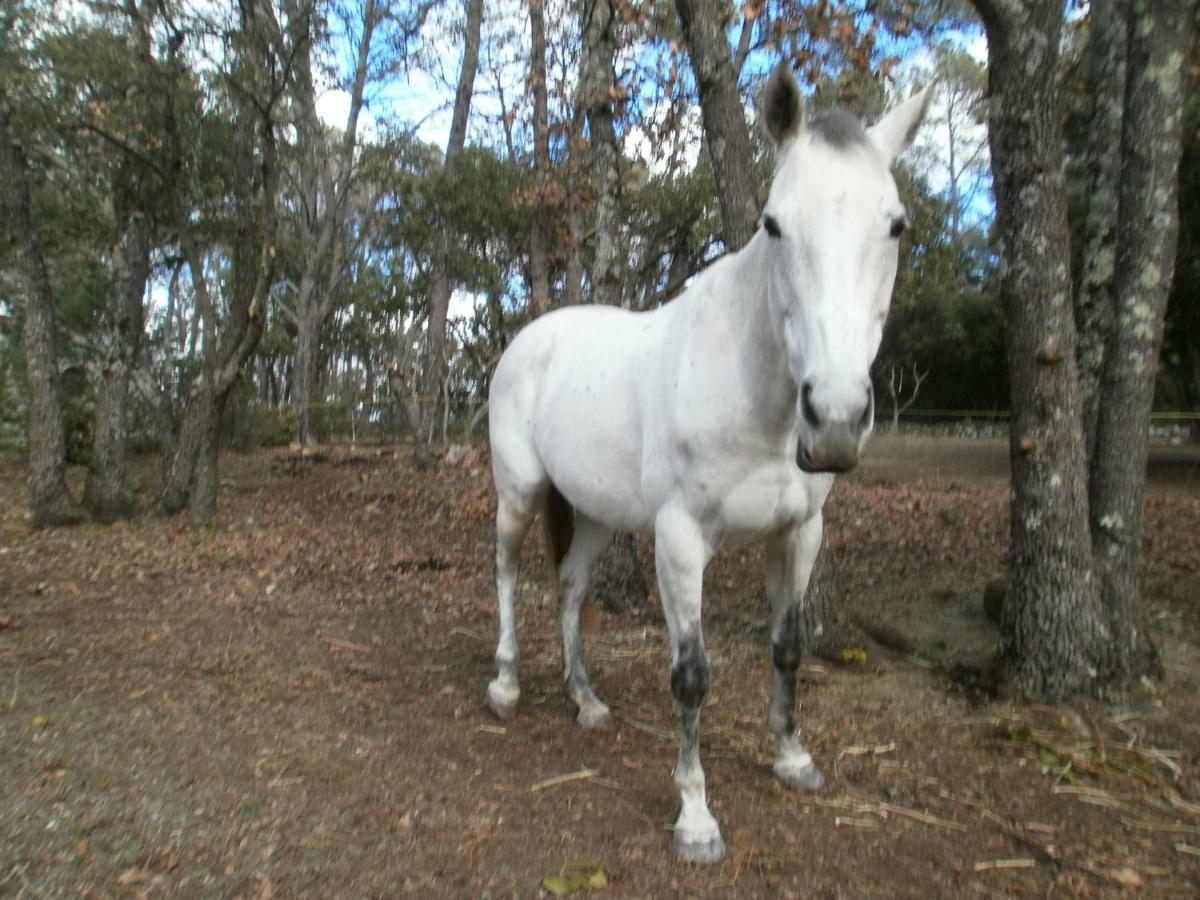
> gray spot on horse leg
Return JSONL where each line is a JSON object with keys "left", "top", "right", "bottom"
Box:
{"left": 671, "top": 633, "right": 710, "bottom": 709}
{"left": 670, "top": 632, "right": 725, "bottom": 863}
{"left": 767, "top": 526, "right": 825, "bottom": 791}
{"left": 769, "top": 603, "right": 802, "bottom": 736}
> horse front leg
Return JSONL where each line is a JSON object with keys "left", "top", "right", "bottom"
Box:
{"left": 764, "top": 513, "right": 826, "bottom": 791}
{"left": 656, "top": 509, "right": 725, "bottom": 863}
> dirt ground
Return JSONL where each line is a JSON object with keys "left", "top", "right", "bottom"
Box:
{"left": 2, "top": 434, "right": 1199, "bottom": 898}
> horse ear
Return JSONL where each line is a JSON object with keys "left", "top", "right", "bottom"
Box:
{"left": 761, "top": 63, "right": 803, "bottom": 148}
{"left": 867, "top": 81, "right": 936, "bottom": 163}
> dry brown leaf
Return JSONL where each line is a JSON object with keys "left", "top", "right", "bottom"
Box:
{"left": 116, "top": 867, "right": 154, "bottom": 885}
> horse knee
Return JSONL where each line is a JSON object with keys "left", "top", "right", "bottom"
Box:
{"left": 671, "top": 636, "right": 710, "bottom": 709}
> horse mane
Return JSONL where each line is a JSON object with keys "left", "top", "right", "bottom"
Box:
{"left": 808, "top": 109, "right": 867, "bottom": 149}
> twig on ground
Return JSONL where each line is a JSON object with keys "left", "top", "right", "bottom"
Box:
{"left": 974, "top": 859, "right": 1035, "bottom": 872}
{"left": 839, "top": 742, "right": 897, "bottom": 759}
{"left": 319, "top": 636, "right": 371, "bottom": 654}
{"left": 1119, "top": 816, "right": 1200, "bottom": 835}
{"left": 623, "top": 717, "right": 676, "bottom": 742}
{"left": 1052, "top": 785, "right": 1131, "bottom": 811}
{"left": 530, "top": 769, "right": 597, "bottom": 793}
{"left": 834, "top": 815, "right": 879, "bottom": 828}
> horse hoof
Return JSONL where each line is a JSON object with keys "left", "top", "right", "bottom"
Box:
{"left": 773, "top": 758, "right": 825, "bottom": 792}
{"left": 673, "top": 827, "right": 727, "bottom": 864}
{"left": 576, "top": 704, "right": 613, "bottom": 731}
{"left": 486, "top": 680, "right": 519, "bottom": 720}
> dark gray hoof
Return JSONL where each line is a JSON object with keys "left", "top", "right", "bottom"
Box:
{"left": 673, "top": 828, "right": 727, "bottom": 864}
{"left": 774, "top": 758, "right": 825, "bottom": 792}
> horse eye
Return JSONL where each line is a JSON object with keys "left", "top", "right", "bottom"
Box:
{"left": 763, "top": 215, "right": 782, "bottom": 239}
{"left": 889, "top": 216, "right": 907, "bottom": 239}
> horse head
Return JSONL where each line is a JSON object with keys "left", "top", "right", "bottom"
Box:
{"left": 759, "top": 64, "right": 934, "bottom": 473}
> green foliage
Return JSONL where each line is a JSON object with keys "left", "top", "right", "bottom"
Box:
{"left": 876, "top": 164, "right": 1005, "bottom": 413}
{"left": 253, "top": 407, "right": 299, "bottom": 449}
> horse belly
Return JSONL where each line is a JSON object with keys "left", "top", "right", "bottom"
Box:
{"left": 534, "top": 339, "right": 654, "bottom": 531}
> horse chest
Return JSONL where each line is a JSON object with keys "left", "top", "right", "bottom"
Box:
{"left": 705, "top": 463, "right": 826, "bottom": 540}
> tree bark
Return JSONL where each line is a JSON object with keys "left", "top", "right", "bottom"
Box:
{"left": 1087, "top": 0, "right": 1193, "bottom": 683}
{"left": 973, "top": 0, "right": 1110, "bottom": 698}
{"left": 0, "top": 107, "right": 79, "bottom": 526}
{"left": 419, "top": 0, "right": 484, "bottom": 454}
{"left": 1074, "top": 0, "right": 1129, "bottom": 462}
{"left": 293, "top": 305, "right": 322, "bottom": 445}
{"left": 84, "top": 210, "right": 150, "bottom": 521}
{"left": 674, "top": 0, "right": 760, "bottom": 249}
{"left": 799, "top": 530, "right": 847, "bottom": 660}
{"left": 579, "top": 0, "right": 622, "bottom": 306}
{"left": 527, "top": 0, "right": 553, "bottom": 316}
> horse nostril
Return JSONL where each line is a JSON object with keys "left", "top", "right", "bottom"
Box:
{"left": 801, "top": 381, "right": 821, "bottom": 430}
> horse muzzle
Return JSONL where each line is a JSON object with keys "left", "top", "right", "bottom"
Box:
{"left": 795, "top": 379, "right": 873, "bottom": 473}
{"left": 796, "top": 424, "right": 863, "bottom": 473}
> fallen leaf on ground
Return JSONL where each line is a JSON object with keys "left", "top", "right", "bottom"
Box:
{"left": 838, "top": 646, "right": 868, "bottom": 666}
{"left": 116, "top": 868, "right": 154, "bottom": 885}
{"left": 542, "top": 861, "right": 608, "bottom": 895}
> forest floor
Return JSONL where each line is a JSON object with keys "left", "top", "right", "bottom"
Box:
{"left": 2, "top": 434, "right": 1199, "bottom": 898}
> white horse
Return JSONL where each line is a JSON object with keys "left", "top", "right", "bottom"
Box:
{"left": 485, "top": 64, "right": 933, "bottom": 863}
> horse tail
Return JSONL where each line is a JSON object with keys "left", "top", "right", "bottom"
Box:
{"left": 542, "top": 484, "right": 574, "bottom": 600}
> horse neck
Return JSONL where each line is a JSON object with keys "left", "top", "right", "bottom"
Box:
{"left": 700, "top": 234, "right": 798, "bottom": 426}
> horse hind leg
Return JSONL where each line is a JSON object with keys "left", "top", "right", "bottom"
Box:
{"left": 555, "top": 507, "right": 615, "bottom": 730}
{"left": 487, "top": 492, "right": 539, "bottom": 720}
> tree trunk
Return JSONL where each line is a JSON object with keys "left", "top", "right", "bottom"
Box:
{"left": 420, "top": 0, "right": 484, "bottom": 451}
{"left": 85, "top": 210, "right": 150, "bottom": 521}
{"left": 972, "top": 0, "right": 1122, "bottom": 697}
{"left": 1087, "top": 0, "right": 1193, "bottom": 684}
{"left": 674, "top": 0, "right": 760, "bottom": 249}
{"left": 799, "top": 530, "right": 847, "bottom": 660}
{"left": 591, "top": 532, "right": 650, "bottom": 613}
{"left": 565, "top": 197, "right": 585, "bottom": 306}
{"left": 0, "top": 108, "right": 78, "bottom": 526}
{"left": 158, "top": 392, "right": 204, "bottom": 514}
{"left": 294, "top": 306, "right": 322, "bottom": 445}
{"left": 527, "top": 0, "right": 552, "bottom": 316}
{"left": 1074, "top": 0, "right": 1129, "bottom": 463}
{"left": 188, "top": 389, "right": 223, "bottom": 528}
{"left": 156, "top": 0, "right": 281, "bottom": 523}
{"left": 579, "top": 0, "right": 621, "bottom": 306}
